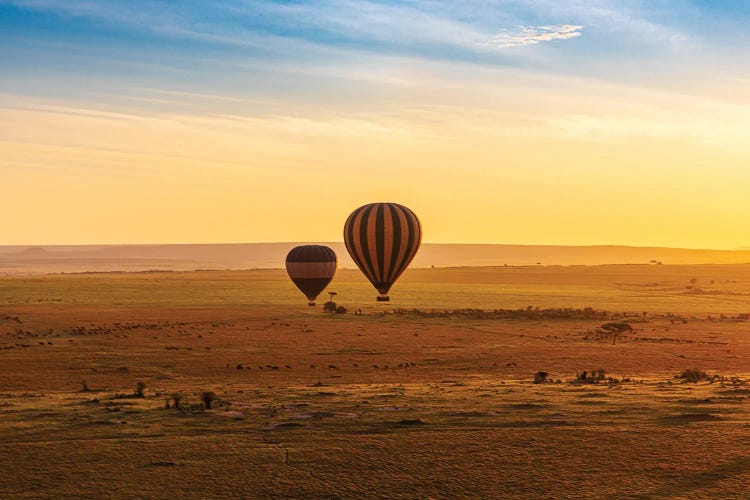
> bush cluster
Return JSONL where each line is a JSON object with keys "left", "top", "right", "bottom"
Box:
{"left": 384, "top": 307, "right": 614, "bottom": 320}
{"left": 676, "top": 369, "right": 710, "bottom": 383}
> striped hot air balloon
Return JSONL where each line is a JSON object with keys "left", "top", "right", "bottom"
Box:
{"left": 285, "top": 245, "right": 337, "bottom": 306}
{"left": 343, "top": 202, "right": 422, "bottom": 302}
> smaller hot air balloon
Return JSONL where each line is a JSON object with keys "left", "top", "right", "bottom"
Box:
{"left": 285, "top": 245, "right": 337, "bottom": 306}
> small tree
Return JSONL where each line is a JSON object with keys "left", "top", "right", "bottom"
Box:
{"left": 323, "top": 292, "right": 338, "bottom": 313}
{"left": 136, "top": 381, "right": 146, "bottom": 397}
{"left": 171, "top": 392, "right": 183, "bottom": 408}
{"left": 601, "top": 322, "right": 632, "bottom": 334}
{"left": 601, "top": 322, "right": 632, "bottom": 345}
{"left": 201, "top": 391, "right": 216, "bottom": 410}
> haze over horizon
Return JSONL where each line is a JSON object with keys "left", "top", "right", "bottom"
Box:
{"left": 4, "top": 241, "right": 750, "bottom": 252}
{"left": 3, "top": 1, "right": 750, "bottom": 248}
{"left": 6, "top": 241, "right": 750, "bottom": 276}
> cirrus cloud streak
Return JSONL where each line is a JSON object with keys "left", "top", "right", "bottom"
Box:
{"left": 479, "top": 24, "right": 583, "bottom": 49}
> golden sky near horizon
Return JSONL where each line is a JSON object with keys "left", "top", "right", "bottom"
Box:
{"left": 3, "top": 1, "right": 750, "bottom": 248}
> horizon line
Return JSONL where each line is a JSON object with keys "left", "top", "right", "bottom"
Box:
{"left": 3, "top": 242, "right": 750, "bottom": 252}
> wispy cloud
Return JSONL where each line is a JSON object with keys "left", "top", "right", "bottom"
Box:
{"left": 479, "top": 24, "right": 583, "bottom": 49}
{"left": 2, "top": 0, "right": 699, "bottom": 65}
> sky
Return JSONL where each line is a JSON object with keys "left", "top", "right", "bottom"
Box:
{"left": 2, "top": 1, "right": 750, "bottom": 248}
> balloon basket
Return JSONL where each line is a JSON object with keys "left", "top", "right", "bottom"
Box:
{"left": 376, "top": 296, "right": 390, "bottom": 302}
{"left": 308, "top": 302, "right": 316, "bottom": 306}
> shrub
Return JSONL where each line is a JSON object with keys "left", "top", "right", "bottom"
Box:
{"left": 171, "top": 392, "right": 183, "bottom": 408}
{"left": 574, "top": 369, "right": 607, "bottom": 383}
{"left": 677, "top": 369, "right": 710, "bottom": 383}
{"left": 533, "top": 371, "right": 549, "bottom": 384}
{"left": 323, "top": 301, "right": 337, "bottom": 313}
{"left": 201, "top": 391, "right": 216, "bottom": 410}
{"left": 136, "top": 381, "right": 146, "bottom": 397}
{"left": 335, "top": 306, "right": 347, "bottom": 314}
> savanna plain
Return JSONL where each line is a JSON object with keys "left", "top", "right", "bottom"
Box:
{"left": 3, "top": 264, "right": 750, "bottom": 499}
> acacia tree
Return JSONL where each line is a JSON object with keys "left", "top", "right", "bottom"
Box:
{"left": 324, "top": 291, "right": 338, "bottom": 313}
{"left": 601, "top": 322, "right": 632, "bottom": 345}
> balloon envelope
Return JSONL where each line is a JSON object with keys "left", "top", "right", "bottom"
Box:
{"left": 343, "top": 202, "right": 421, "bottom": 301}
{"left": 285, "top": 245, "right": 337, "bottom": 305}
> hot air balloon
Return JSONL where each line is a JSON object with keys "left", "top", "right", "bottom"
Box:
{"left": 343, "top": 202, "right": 421, "bottom": 302}
{"left": 285, "top": 245, "right": 337, "bottom": 306}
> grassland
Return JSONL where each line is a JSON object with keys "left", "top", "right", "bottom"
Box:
{"left": 2, "top": 265, "right": 750, "bottom": 498}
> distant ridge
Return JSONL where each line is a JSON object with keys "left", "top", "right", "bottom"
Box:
{"left": 2, "top": 243, "right": 750, "bottom": 275}
{"left": 10, "top": 247, "right": 49, "bottom": 258}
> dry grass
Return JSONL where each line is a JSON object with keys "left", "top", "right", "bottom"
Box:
{"left": 2, "top": 265, "right": 750, "bottom": 498}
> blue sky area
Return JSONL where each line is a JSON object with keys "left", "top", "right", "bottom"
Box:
{"left": 2, "top": 1, "right": 748, "bottom": 103}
